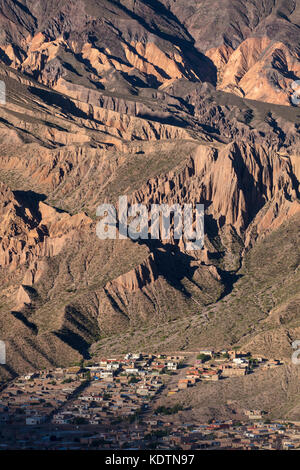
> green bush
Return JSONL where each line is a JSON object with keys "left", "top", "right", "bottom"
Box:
{"left": 196, "top": 354, "right": 211, "bottom": 363}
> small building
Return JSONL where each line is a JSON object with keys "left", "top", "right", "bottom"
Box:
{"left": 100, "top": 370, "right": 114, "bottom": 379}
{"left": 201, "top": 371, "right": 219, "bottom": 381}
{"left": 26, "top": 415, "right": 46, "bottom": 425}
{"left": 125, "top": 368, "right": 139, "bottom": 375}
{"left": 199, "top": 350, "right": 214, "bottom": 357}
{"left": 167, "top": 362, "right": 178, "bottom": 371}
{"left": 220, "top": 366, "right": 246, "bottom": 377}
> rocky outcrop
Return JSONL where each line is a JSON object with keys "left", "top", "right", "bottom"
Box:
{"left": 0, "top": 181, "right": 92, "bottom": 270}
{"left": 218, "top": 39, "right": 300, "bottom": 105}
{"left": 162, "top": 0, "right": 300, "bottom": 104}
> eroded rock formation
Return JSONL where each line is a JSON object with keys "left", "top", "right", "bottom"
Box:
{"left": 0, "top": 0, "right": 299, "bottom": 379}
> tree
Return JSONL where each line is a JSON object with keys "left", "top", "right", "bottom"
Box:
{"left": 197, "top": 354, "right": 211, "bottom": 363}
{"left": 129, "top": 376, "right": 139, "bottom": 384}
{"left": 155, "top": 404, "right": 183, "bottom": 415}
{"left": 71, "top": 417, "right": 88, "bottom": 425}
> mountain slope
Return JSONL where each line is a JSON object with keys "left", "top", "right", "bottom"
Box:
{"left": 0, "top": 0, "right": 299, "bottom": 403}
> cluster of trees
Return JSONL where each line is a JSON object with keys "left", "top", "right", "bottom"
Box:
{"left": 196, "top": 354, "right": 211, "bottom": 363}
{"left": 155, "top": 404, "right": 184, "bottom": 415}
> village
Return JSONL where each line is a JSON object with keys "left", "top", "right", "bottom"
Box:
{"left": 0, "top": 349, "right": 296, "bottom": 450}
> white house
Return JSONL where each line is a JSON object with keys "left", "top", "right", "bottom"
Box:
{"left": 26, "top": 415, "right": 46, "bottom": 425}
{"left": 167, "top": 362, "right": 178, "bottom": 371}
{"left": 125, "top": 368, "right": 139, "bottom": 375}
{"left": 233, "top": 358, "right": 248, "bottom": 365}
{"left": 100, "top": 370, "right": 114, "bottom": 378}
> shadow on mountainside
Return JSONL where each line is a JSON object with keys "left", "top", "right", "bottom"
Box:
{"left": 109, "top": 0, "right": 217, "bottom": 86}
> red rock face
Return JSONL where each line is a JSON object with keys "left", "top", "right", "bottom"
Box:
{"left": 209, "top": 38, "right": 300, "bottom": 105}
{"left": 0, "top": 0, "right": 299, "bottom": 377}
{"left": 163, "top": 0, "right": 300, "bottom": 105}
